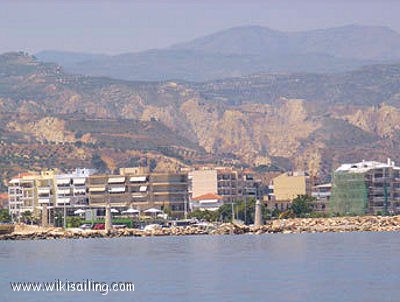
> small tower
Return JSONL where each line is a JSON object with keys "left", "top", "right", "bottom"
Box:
{"left": 254, "top": 199, "right": 264, "bottom": 226}
{"left": 105, "top": 203, "right": 112, "bottom": 233}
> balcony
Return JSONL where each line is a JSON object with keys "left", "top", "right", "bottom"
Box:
{"left": 56, "top": 197, "right": 71, "bottom": 205}
{"left": 371, "top": 196, "right": 386, "bottom": 202}
{"left": 131, "top": 193, "right": 147, "bottom": 198}
{"left": 37, "top": 187, "right": 51, "bottom": 195}
{"left": 129, "top": 176, "right": 148, "bottom": 183}
{"left": 108, "top": 177, "right": 126, "bottom": 184}
{"left": 57, "top": 188, "right": 71, "bottom": 195}
{"left": 56, "top": 178, "right": 71, "bottom": 186}
{"left": 72, "top": 177, "right": 86, "bottom": 185}
{"left": 108, "top": 187, "right": 126, "bottom": 194}
{"left": 38, "top": 198, "right": 51, "bottom": 204}
{"left": 88, "top": 187, "right": 106, "bottom": 194}
{"left": 312, "top": 192, "right": 331, "bottom": 198}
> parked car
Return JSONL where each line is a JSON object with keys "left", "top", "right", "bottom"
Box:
{"left": 113, "top": 224, "right": 127, "bottom": 229}
{"left": 92, "top": 223, "right": 105, "bottom": 230}
{"left": 79, "top": 224, "right": 92, "bottom": 230}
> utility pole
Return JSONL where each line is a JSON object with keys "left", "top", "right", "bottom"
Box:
{"left": 184, "top": 192, "right": 188, "bottom": 220}
{"left": 244, "top": 189, "right": 247, "bottom": 225}
{"left": 63, "top": 199, "right": 66, "bottom": 229}
{"left": 231, "top": 199, "right": 235, "bottom": 222}
{"left": 384, "top": 181, "right": 388, "bottom": 215}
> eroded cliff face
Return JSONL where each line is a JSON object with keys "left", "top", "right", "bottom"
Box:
{"left": 179, "top": 97, "right": 320, "bottom": 165}
{"left": 3, "top": 53, "right": 400, "bottom": 179}
{"left": 343, "top": 104, "right": 400, "bottom": 138}
{"left": 180, "top": 99, "right": 221, "bottom": 153}
{"left": 7, "top": 117, "right": 76, "bottom": 143}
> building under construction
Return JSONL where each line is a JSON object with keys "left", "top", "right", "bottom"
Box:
{"left": 330, "top": 159, "right": 400, "bottom": 215}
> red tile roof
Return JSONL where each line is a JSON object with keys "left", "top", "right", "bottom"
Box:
{"left": 192, "top": 193, "right": 223, "bottom": 201}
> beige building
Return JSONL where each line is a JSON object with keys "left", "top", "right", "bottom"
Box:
{"left": 189, "top": 167, "right": 260, "bottom": 206}
{"left": 87, "top": 172, "right": 189, "bottom": 218}
{"left": 188, "top": 169, "right": 218, "bottom": 198}
{"left": 9, "top": 168, "right": 189, "bottom": 221}
{"left": 272, "top": 171, "right": 311, "bottom": 201}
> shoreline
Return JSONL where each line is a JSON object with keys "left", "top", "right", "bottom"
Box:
{"left": 2, "top": 215, "right": 400, "bottom": 240}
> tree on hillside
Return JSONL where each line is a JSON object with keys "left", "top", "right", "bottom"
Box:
{"left": 149, "top": 159, "right": 157, "bottom": 172}
{"left": 91, "top": 154, "right": 107, "bottom": 173}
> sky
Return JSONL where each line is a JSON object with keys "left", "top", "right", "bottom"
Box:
{"left": 0, "top": 0, "right": 400, "bottom": 55}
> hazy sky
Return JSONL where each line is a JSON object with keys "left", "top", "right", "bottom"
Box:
{"left": 1, "top": 0, "right": 399, "bottom": 54}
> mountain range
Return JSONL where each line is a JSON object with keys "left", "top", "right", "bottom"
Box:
{"left": 35, "top": 24, "right": 400, "bottom": 82}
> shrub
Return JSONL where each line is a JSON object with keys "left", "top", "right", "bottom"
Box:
{"left": 66, "top": 216, "right": 83, "bottom": 228}
{"left": 0, "top": 209, "right": 12, "bottom": 223}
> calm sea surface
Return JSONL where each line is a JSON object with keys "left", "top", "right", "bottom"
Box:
{"left": 1, "top": 232, "right": 400, "bottom": 302}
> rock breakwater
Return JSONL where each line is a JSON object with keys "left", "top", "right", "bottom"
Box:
{"left": 2, "top": 216, "right": 400, "bottom": 240}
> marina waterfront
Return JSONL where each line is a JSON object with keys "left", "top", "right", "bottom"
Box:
{"left": 1, "top": 232, "right": 400, "bottom": 302}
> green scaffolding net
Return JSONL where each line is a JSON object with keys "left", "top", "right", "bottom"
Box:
{"left": 329, "top": 172, "right": 368, "bottom": 215}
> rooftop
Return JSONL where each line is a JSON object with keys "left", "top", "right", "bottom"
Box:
{"left": 335, "top": 158, "right": 399, "bottom": 173}
{"left": 191, "top": 193, "right": 223, "bottom": 201}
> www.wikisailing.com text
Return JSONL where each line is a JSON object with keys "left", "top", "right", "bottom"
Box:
{"left": 10, "top": 279, "right": 134, "bottom": 296}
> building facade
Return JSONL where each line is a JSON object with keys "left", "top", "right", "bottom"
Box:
{"left": 330, "top": 159, "right": 400, "bottom": 215}
{"left": 188, "top": 167, "right": 261, "bottom": 209}
{"left": 311, "top": 183, "right": 331, "bottom": 213}
{"left": 269, "top": 171, "right": 311, "bottom": 201}
{"left": 8, "top": 168, "right": 94, "bottom": 220}
{"left": 86, "top": 172, "right": 189, "bottom": 218}
{"left": 8, "top": 169, "right": 189, "bottom": 220}
{"left": 188, "top": 169, "right": 218, "bottom": 199}
{"left": 265, "top": 171, "right": 311, "bottom": 212}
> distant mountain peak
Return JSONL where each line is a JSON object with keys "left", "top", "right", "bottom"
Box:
{"left": 34, "top": 24, "right": 400, "bottom": 82}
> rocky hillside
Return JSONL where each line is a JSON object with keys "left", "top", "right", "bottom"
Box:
{"left": 2, "top": 52, "right": 400, "bottom": 185}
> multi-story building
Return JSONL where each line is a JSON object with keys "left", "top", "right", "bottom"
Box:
{"left": 8, "top": 168, "right": 94, "bottom": 220}
{"left": 330, "top": 159, "right": 400, "bottom": 215}
{"left": 266, "top": 171, "right": 311, "bottom": 212}
{"left": 270, "top": 171, "right": 311, "bottom": 201}
{"left": 188, "top": 169, "right": 218, "bottom": 199}
{"left": 311, "top": 183, "right": 331, "bottom": 213}
{"left": 188, "top": 167, "right": 261, "bottom": 210}
{"left": 86, "top": 172, "right": 189, "bottom": 218}
{"left": 8, "top": 173, "right": 36, "bottom": 217}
